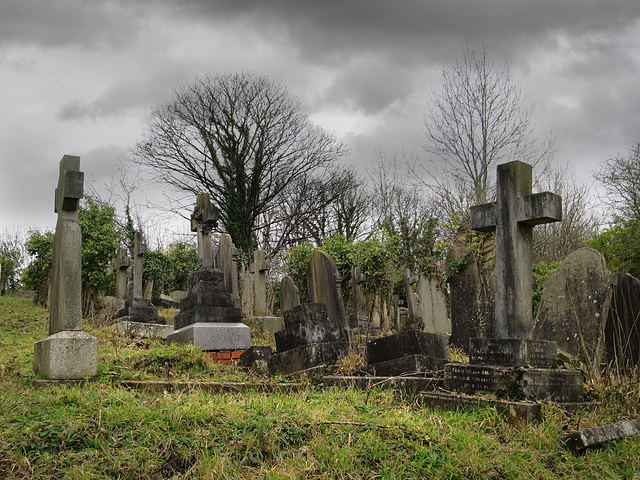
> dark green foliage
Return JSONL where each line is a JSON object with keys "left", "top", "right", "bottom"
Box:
{"left": 21, "top": 230, "right": 54, "bottom": 292}
{"left": 166, "top": 241, "right": 198, "bottom": 291}
{"left": 588, "top": 218, "right": 640, "bottom": 279}
{"left": 142, "top": 249, "right": 171, "bottom": 301}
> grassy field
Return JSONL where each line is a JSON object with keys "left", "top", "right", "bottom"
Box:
{"left": 1, "top": 296, "right": 640, "bottom": 479}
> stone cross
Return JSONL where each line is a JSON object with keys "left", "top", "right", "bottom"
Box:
{"left": 132, "top": 231, "right": 147, "bottom": 301}
{"left": 397, "top": 268, "right": 420, "bottom": 325}
{"left": 49, "top": 155, "right": 84, "bottom": 334}
{"left": 471, "top": 160, "right": 562, "bottom": 339}
{"left": 191, "top": 193, "right": 218, "bottom": 269}
{"left": 216, "top": 233, "right": 239, "bottom": 306}
{"left": 250, "top": 250, "right": 270, "bottom": 316}
{"left": 346, "top": 266, "right": 367, "bottom": 319}
{"left": 115, "top": 247, "right": 130, "bottom": 299}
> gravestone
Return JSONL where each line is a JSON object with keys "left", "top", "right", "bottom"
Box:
{"left": 115, "top": 247, "right": 130, "bottom": 300}
{"left": 416, "top": 276, "right": 450, "bottom": 335}
{"left": 167, "top": 194, "right": 250, "bottom": 351}
{"left": 439, "top": 161, "right": 584, "bottom": 404}
{"left": 250, "top": 250, "right": 270, "bottom": 317}
{"left": 346, "top": 266, "right": 374, "bottom": 331}
{"left": 308, "top": 250, "right": 348, "bottom": 326}
{"left": 533, "top": 247, "right": 614, "bottom": 376}
{"left": 397, "top": 268, "right": 420, "bottom": 330}
{"left": 280, "top": 276, "right": 301, "bottom": 313}
{"left": 448, "top": 224, "right": 495, "bottom": 350}
{"left": 606, "top": 273, "right": 640, "bottom": 375}
{"left": 216, "top": 234, "right": 239, "bottom": 308}
{"left": 114, "top": 231, "right": 168, "bottom": 338}
{"left": 34, "top": 155, "right": 97, "bottom": 379}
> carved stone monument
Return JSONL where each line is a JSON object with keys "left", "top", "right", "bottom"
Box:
{"left": 397, "top": 268, "right": 420, "bottom": 331}
{"left": 167, "top": 194, "right": 250, "bottom": 351}
{"left": 114, "top": 231, "right": 169, "bottom": 338}
{"left": 439, "top": 161, "right": 584, "bottom": 404}
{"left": 280, "top": 275, "right": 301, "bottom": 313}
{"left": 308, "top": 250, "right": 348, "bottom": 326}
{"left": 216, "top": 234, "right": 239, "bottom": 308}
{"left": 346, "top": 266, "right": 375, "bottom": 332}
{"left": 33, "top": 155, "right": 97, "bottom": 379}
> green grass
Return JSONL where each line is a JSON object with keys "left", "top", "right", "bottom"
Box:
{"left": 1, "top": 295, "right": 640, "bottom": 479}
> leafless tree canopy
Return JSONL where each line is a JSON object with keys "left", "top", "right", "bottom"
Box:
{"left": 132, "top": 72, "right": 347, "bottom": 255}
{"left": 595, "top": 143, "right": 640, "bottom": 221}
{"left": 423, "top": 43, "right": 555, "bottom": 210}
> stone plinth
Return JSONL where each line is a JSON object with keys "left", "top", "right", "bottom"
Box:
{"left": 268, "top": 303, "right": 353, "bottom": 375}
{"left": 365, "top": 329, "right": 448, "bottom": 376}
{"left": 167, "top": 322, "right": 250, "bottom": 351}
{"left": 242, "top": 316, "right": 285, "bottom": 334}
{"left": 469, "top": 338, "right": 558, "bottom": 368}
{"left": 116, "top": 298, "right": 166, "bottom": 324}
{"left": 167, "top": 267, "right": 249, "bottom": 351}
{"left": 34, "top": 331, "right": 97, "bottom": 379}
{"left": 113, "top": 321, "right": 173, "bottom": 340}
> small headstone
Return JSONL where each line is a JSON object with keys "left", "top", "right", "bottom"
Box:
{"left": 280, "top": 275, "right": 301, "bottom": 313}
{"left": 533, "top": 247, "right": 616, "bottom": 374}
{"left": 347, "top": 266, "right": 375, "bottom": 332}
{"left": 114, "top": 247, "right": 130, "bottom": 300}
{"left": 606, "top": 273, "right": 640, "bottom": 374}
{"left": 416, "top": 276, "right": 450, "bottom": 335}
{"left": 34, "top": 155, "right": 97, "bottom": 379}
{"left": 250, "top": 250, "right": 270, "bottom": 316}
{"left": 307, "top": 250, "right": 348, "bottom": 326}
{"left": 167, "top": 194, "right": 250, "bottom": 351}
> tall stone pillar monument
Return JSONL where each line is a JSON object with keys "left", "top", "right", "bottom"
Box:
{"left": 33, "top": 155, "right": 97, "bottom": 379}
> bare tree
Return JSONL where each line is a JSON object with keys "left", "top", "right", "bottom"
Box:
{"left": 595, "top": 143, "right": 640, "bottom": 221}
{"left": 132, "top": 72, "right": 347, "bottom": 256}
{"left": 422, "top": 43, "right": 555, "bottom": 211}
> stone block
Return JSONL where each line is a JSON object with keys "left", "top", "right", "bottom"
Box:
{"left": 167, "top": 322, "right": 250, "bottom": 351}
{"left": 33, "top": 330, "right": 97, "bottom": 379}
{"left": 113, "top": 320, "right": 174, "bottom": 339}
{"left": 239, "top": 346, "right": 274, "bottom": 367}
{"left": 444, "top": 363, "right": 584, "bottom": 402}
{"left": 242, "top": 316, "right": 285, "bottom": 334}
{"left": 469, "top": 338, "right": 558, "bottom": 367}
{"left": 268, "top": 341, "right": 351, "bottom": 375}
{"left": 563, "top": 419, "right": 640, "bottom": 454}
{"left": 180, "top": 291, "right": 235, "bottom": 310}
{"left": 366, "top": 354, "right": 447, "bottom": 376}
{"left": 174, "top": 305, "right": 242, "bottom": 329}
{"left": 188, "top": 268, "right": 225, "bottom": 294}
{"left": 366, "top": 329, "right": 448, "bottom": 364}
{"left": 276, "top": 303, "right": 352, "bottom": 352}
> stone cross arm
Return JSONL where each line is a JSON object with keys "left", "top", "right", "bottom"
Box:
{"left": 470, "top": 191, "right": 562, "bottom": 232}
{"left": 55, "top": 155, "right": 84, "bottom": 213}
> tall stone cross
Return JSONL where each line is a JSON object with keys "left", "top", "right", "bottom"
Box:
{"left": 397, "top": 268, "right": 420, "bottom": 325}
{"left": 115, "top": 247, "right": 130, "bottom": 299}
{"left": 191, "top": 193, "right": 218, "bottom": 269}
{"left": 131, "top": 231, "right": 148, "bottom": 301}
{"left": 49, "top": 155, "right": 84, "bottom": 334}
{"left": 470, "top": 161, "right": 562, "bottom": 339}
{"left": 346, "top": 266, "right": 367, "bottom": 319}
{"left": 250, "top": 250, "right": 270, "bottom": 316}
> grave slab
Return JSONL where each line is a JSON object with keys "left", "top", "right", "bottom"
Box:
{"left": 113, "top": 320, "right": 173, "bottom": 339}
{"left": 167, "top": 322, "right": 250, "bottom": 351}
{"left": 267, "top": 341, "right": 351, "bottom": 375}
{"left": 366, "top": 354, "right": 447, "bottom": 377}
{"left": 563, "top": 418, "right": 640, "bottom": 454}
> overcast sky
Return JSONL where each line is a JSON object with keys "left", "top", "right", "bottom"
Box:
{"left": 1, "top": 0, "right": 639, "bottom": 237}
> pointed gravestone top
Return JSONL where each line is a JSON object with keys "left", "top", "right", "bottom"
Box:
{"left": 471, "top": 160, "right": 562, "bottom": 339}
{"left": 217, "top": 233, "right": 239, "bottom": 303}
{"left": 280, "top": 275, "right": 301, "bottom": 313}
{"left": 132, "top": 231, "right": 147, "bottom": 301}
{"left": 307, "top": 250, "right": 348, "bottom": 326}
{"left": 191, "top": 193, "right": 218, "bottom": 269}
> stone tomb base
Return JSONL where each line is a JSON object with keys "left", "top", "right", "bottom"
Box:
{"left": 268, "top": 342, "right": 351, "bottom": 375}
{"left": 167, "top": 322, "right": 250, "bottom": 351}
{"left": 113, "top": 320, "right": 174, "bottom": 340}
{"left": 242, "top": 316, "right": 285, "bottom": 334}
{"left": 366, "top": 329, "right": 449, "bottom": 376}
{"left": 34, "top": 330, "right": 97, "bottom": 380}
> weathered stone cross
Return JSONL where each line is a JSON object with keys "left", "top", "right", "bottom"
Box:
{"left": 347, "top": 266, "right": 367, "bottom": 319}
{"left": 132, "top": 231, "right": 147, "bottom": 301}
{"left": 190, "top": 193, "right": 218, "bottom": 269}
{"left": 250, "top": 250, "right": 270, "bottom": 316}
{"left": 397, "top": 268, "right": 420, "bottom": 324}
{"left": 115, "top": 247, "right": 130, "bottom": 299}
{"left": 471, "top": 161, "right": 562, "bottom": 339}
{"left": 50, "top": 155, "right": 84, "bottom": 334}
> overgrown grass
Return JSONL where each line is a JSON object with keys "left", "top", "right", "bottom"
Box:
{"left": 1, "top": 295, "right": 640, "bottom": 479}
